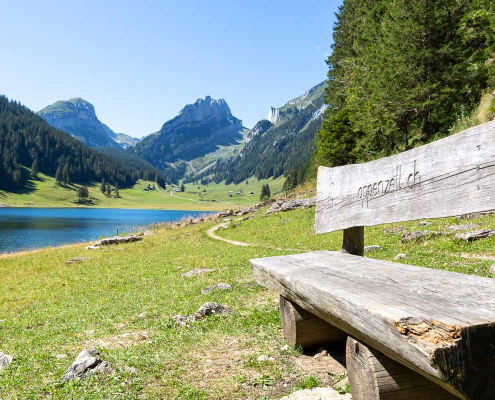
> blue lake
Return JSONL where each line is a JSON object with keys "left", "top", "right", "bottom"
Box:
{"left": 0, "top": 208, "right": 214, "bottom": 253}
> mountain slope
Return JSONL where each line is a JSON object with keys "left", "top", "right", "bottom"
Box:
{"left": 132, "top": 96, "right": 245, "bottom": 169}
{"left": 37, "top": 98, "right": 139, "bottom": 149}
{"left": 0, "top": 95, "right": 166, "bottom": 191}
{"left": 190, "top": 83, "right": 327, "bottom": 184}
{"left": 189, "top": 82, "right": 327, "bottom": 185}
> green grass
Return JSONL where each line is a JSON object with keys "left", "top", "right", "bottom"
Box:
{"left": 0, "top": 173, "right": 285, "bottom": 211}
{"left": 1, "top": 205, "right": 494, "bottom": 399}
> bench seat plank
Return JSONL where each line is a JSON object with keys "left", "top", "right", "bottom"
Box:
{"left": 251, "top": 251, "right": 495, "bottom": 399}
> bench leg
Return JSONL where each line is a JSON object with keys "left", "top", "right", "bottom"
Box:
{"left": 279, "top": 296, "right": 347, "bottom": 349}
{"left": 346, "top": 337, "right": 459, "bottom": 399}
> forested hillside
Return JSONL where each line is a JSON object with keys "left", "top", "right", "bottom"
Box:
{"left": 316, "top": 0, "right": 495, "bottom": 168}
{"left": 0, "top": 96, "right": 168, "bottom": 191}
{"left": 189, "top": 84, "right": 326, "bottom": 185}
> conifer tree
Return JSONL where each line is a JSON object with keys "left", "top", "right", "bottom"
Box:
{"left": 31, "top": 159, "right": 38, "bottom": 178}
{"left": 100, "top": 178, "right": 106, "bottom": 194}
{"left": 55, "top": 164, "right": 63, "bottom": 183}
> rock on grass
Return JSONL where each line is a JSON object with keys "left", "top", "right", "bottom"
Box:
{"left": 182, "top": 268, "right": 214, "bottom": 278}
{"left": 364, "top": 245, "right": 381, "bottom": 252}
{"left": 455, "top": 229, "right": 495, "bottom": 242}
{"left": 401, "top": 231, "right": 446, "bottom": 243}
{"left": 280, "top": 387, "right": 351, "bottom": 399}
{"left": 61, "top": 350, "right": 113, "bottom": 381}
{"left": 174, "top": 302, "right": 231, "bottom": 327}
{"left": 0, "top": 352, "right": 13, "bottom": 372}
{"left": 201, "top": 283, "right": 232, "bottom": 294}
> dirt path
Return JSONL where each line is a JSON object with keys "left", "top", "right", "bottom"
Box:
{"left": 206, "top": 222, "right": 309, "bottom": 253}
{"left": 207, "top": 223, "right": 251, "bottom": 247}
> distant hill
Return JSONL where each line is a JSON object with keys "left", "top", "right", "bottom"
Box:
{"left": 0, "top": 96, "right": 167, "bottom": 191}
{"left": 187, "top": 82, "right": 327, "bottom": 185}
{"left": 132, "top": 96, "right": 246, "bottom": 169}
{"left": 37, "top": 98, "right": 139, "bottom": 149}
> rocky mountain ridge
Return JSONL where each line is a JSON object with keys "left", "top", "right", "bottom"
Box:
{"left": 132, "top": 96, "right": 245, "bottom": 169}
{"left": 37, "top": 98, "right": 138, "bottom": 149}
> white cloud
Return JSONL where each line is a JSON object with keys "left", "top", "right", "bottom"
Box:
{"left": 316, "top": 45, "right": 322, "bottom": 51}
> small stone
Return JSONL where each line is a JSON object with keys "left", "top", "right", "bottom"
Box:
{"left": 394, "top": 253, "right": 407, "bottom": 261}
{"left": 137, "top": 232, "right": 145, "bottom": 236}
{"left": 383, "top": 227, "right": 406, "bottom": 235}
{"left": 257, "top": 355, "right": 269, "bottom": 362}
{"left": 0, "top": 352, "right": 13, "bottom": 372}
{"left": 124, "top": 365, "right": 138, "bottom": 374}
{"left": 138, "top": 312, "right": 147, "bottom": 318}
{"left": 61, "top": 350, "right": 113, "bottom": 381}
{"left": 85, "top": 245, "right": 100, "bottom": 250}
{"left": 490, "top": 264, "right": 495, "bottom": 275}
{"left": 66, "top": 257, "right": 90, "bottom": 265}
{"left": 174, "top": 302, "right": 231, "bottom": 327}
{"left": 280, "top": 345, "right": 290, "bottom": 352}
{"left": 419, "top": 221, "right": 432, "bottom": 226}
{"left": 364, "top": 245, "right": 381, "bottom": 252}
{"left": 401, "top": 231, "right": 445, "bottom": 243}
{"left": 56, "top": 354, "right": 68, "bottom": 359}
{"left": 279, "top": 387, "right": 351, "bottom": 400}
{"left": 455, "top": 229, "right": 495, "bottom": 242}
{"left": 449, "top": 224, "right": 479, "bottom": 232}
{"left": 201, "top": 283, "right": 232, "bottom": 294}
{"left": 314, "top": 348, "right": 328, "bottom": 359}
{"left": 182, "top": 268, "right": 214, "bottom": 278}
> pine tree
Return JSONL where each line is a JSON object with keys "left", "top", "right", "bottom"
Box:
{"left": 31, "top": 159, "right": 39, "bottom": 178}
{"left": 115, "top": 182, "right": 120, "bottom": 198}
{"left": 77, "top": 185, "right": 89, "bottom": 203}
{"left": 106, "top": 184, "right": 112, "bottom": 197}
{"left": 100, "top": 178, "right": 106, "bottom": 194}
{"left": 180, "top": 183, "right": 185, "bottom": 192}
{"left": 62, "top": 164, "right": 70, "bottom": 184}
{"left": 55, "top": 164, "right": 63, "bottom": 183}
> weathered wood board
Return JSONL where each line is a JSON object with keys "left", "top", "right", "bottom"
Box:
{"left": 346, "top": 337, "right": 458, "bottom": 400}
{"left": 251, "top": 251, "right": 495, "bottom": 399}
{"left": 315, "top": 119, "right": 495, "bottom": 233}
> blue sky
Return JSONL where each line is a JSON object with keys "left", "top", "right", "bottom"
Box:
{"left": 0, "top": 0, "right": 340, "bottom": 137}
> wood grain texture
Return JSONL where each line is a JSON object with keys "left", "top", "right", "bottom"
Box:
{"left": 279, "top": 296, "right": 347, "bottom": 348}
{"left": 250, "top": 251, "right": 495, "bottom": 399}
{"left": 342, "top": 226, "right": 364, "bottom": 256}
{"left": 315, "top": 120, "right": 495, "bottom": 233}
{"left": 346, "top": 337, "right": 458, "bottom": 400}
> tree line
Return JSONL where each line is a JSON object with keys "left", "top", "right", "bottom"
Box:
{"left": 315, "top": 0, "right": 495, "bottom": 169}
{"left": 0, "top": 96, "right": 169, "bottom": 191}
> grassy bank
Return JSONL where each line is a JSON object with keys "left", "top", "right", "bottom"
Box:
{"left": 0, "top": 174, "right": 285, "bottom": 211}
{"left": 1, "top": 205, "right": 494, "bottom": 399}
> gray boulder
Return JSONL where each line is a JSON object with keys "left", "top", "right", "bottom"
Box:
{"left": 61, "top": 350, "right": 113, "bottom": 381}
{"left": 455, "top": 229, "right": 495, "bottom": 242}
{"left": 202, "top": 283, "right": 232, "bottom": 294}
{"left": 0, "top": 352, "right": 13, "bottom": 372}
{"left": 266, "top": 197, "right": 316, "bottom": 214}
{"left": 174, "top": 302, "right": 231, "bottom": 327}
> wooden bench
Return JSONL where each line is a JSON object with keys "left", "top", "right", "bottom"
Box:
{"left": 250, "top": 120, "right": 495, "bottom": 400}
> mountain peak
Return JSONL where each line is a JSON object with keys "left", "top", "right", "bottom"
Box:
{"left": 178, "top": 96, "right": 233, "bottom": 123}
{"left": 37, "top": 98, "right": 133, "bottom": 148}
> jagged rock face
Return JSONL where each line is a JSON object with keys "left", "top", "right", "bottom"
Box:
{"left": 268, "top": 107, "right": 281, "bottom": 124}
{"left": 246, "top": 120, "right": 272, "bottom": 143}
{"left": 37, "top": 98, "right": 138, "bottom": 149}
{"left": 133, "top": 96, "right": 244, "bottom": 167}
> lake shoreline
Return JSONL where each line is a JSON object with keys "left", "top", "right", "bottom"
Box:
{"left": 0, "top": 208, "right": 216, "bottom": 253}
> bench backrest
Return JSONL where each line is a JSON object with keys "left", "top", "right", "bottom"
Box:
{"left": 315, "top": 119, "right": 495, "bottom": 234}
